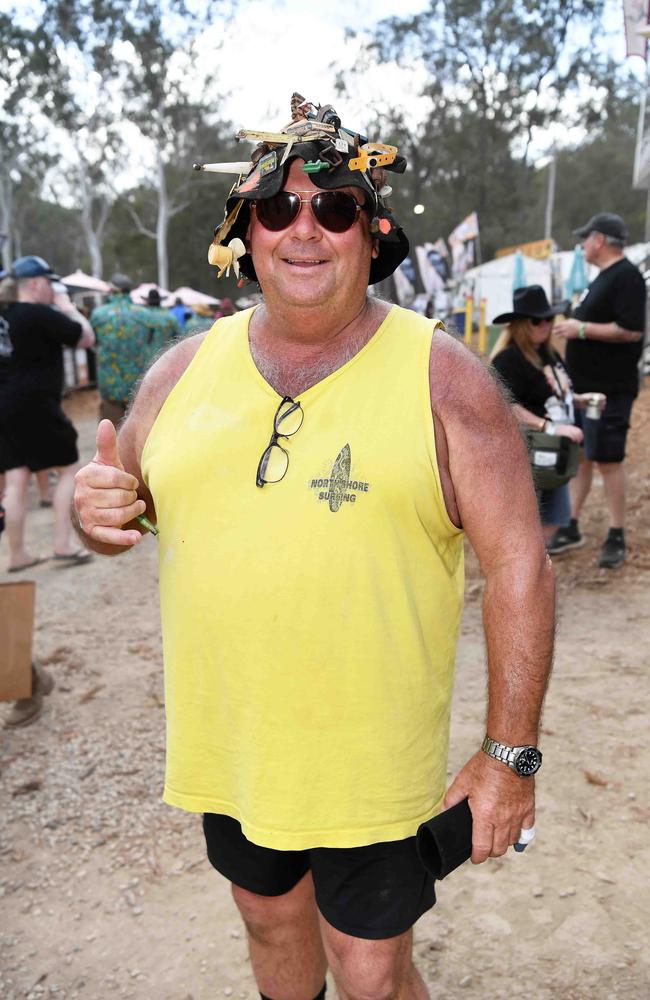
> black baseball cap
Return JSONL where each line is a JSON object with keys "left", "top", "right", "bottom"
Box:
{"left": 573, "top": 213, "right": 628, "bottom": 242}
{"left": 10, "top": 255, "right": 60, "bottom": 280}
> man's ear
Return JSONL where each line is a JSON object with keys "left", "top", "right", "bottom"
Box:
{"left": 371, "top": 238, "right": 379, "bottom": 260}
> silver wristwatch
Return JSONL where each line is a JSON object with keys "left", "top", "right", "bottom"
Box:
{"left": 481, "top": 736, "right": 542, "bottom": 777}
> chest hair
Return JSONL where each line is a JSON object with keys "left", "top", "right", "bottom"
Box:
{"left": 250, "top": 337, "right": 369, "bottom": 397}
{"left": 249, "top": 300, "right": 386, "bottom": 397}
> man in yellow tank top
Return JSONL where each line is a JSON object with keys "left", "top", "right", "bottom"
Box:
{"left": 72, "top": 96, "right": 555, "bottom": 999}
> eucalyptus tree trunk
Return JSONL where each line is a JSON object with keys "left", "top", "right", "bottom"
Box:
{"left": 0, "top": 170, "right": 14, "bottom": 270}
{"left": 76, "top": 156, "right": 112, "bottom": 278}
{"left": 156, "top": 157, "right": 170, "bottom": 290}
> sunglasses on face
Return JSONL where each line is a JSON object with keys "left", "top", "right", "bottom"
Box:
{"left": 530, "top": 316, "right": 553, "bottom": 326}
{"left": 253, "top": 190, "right": 368, "bottom": 234}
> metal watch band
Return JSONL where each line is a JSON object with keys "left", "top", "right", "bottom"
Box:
{"left": 482, "top": 735, "right": 519, "bottom": 766}
{"left": 482, "top": 736, "right": 542, "bottom": 777}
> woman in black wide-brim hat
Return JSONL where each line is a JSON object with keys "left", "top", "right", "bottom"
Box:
{"left": 490, "top": 285, "right": 600, "bottom": 542}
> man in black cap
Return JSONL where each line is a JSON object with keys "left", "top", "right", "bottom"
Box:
{"left": 0, "top": 255, "right": 95, "bottom": 571}
{"left": 72, "top": 97, "right": 554, "bottom": 997}
{"left": 553, "top": 213, "right": 646, "bottom": 568}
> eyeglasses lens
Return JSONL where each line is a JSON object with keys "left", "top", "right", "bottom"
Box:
{"left": 256, "top": 396, "right": 304, "bottom": 487}
{"left": 275, "top": 398, "right": 303, "bottom": 435}
{"left": 256, "top": 192, "right": 361, "bottom": 233}
{"left": 259, "top": 443, "right": 289, "bottom": 484}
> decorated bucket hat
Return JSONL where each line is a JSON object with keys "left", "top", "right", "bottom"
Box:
{"left": 194, "top": 93, "right": 410, "bottom": 285}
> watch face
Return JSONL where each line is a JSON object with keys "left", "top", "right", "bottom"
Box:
{"left": 515, "top": 747, "right": 542, "bottom": 776}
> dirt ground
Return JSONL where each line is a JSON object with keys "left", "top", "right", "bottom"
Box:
{"left": 1, "top": 382, "right": 649, "bottom": 1000}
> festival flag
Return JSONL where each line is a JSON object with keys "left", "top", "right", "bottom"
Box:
{"left": 415, "top": 241, "right": 449, "bottom": 296}
{"left": 622, "top": 0, "right": 650, "bottom": 60}
{"left": 393, "top": 257, "right": 417, "bottom": 306}
{"left": 448, "top": 212, "right": 479, "bottom": 279}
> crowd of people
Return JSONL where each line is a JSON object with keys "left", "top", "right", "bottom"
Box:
{"left": 0, "top": 87, "right": 646, "bottom": 995}
{"left": 490, "top": 212, "right": 645, "bottom": 570}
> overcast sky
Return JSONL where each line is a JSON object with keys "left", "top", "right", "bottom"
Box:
{"left": 192, "top": 0, "right": 642, "bottom": 166}
{"left": 4, "top": 0, "right": 643, "bottom": 186}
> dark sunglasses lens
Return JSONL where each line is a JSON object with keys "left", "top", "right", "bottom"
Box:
{"left": 256, "top": 193, "right": 300, "bottom": 231}
{"left": 312, "top": 192, "right": 359, "bottom": 232}
{"left": 531, "top": 317, "right": 550, "bottom": 326}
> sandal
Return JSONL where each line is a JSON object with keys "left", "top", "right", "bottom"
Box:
{"left": 7, "top": 556, "right": 49, "bottom": 573}
{"left": 52, "top": 549, "right": 93, "bottom": 567}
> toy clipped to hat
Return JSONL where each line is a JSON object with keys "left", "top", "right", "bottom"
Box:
{"left": 193, "top": 93, "right": 410, "bottom": 286}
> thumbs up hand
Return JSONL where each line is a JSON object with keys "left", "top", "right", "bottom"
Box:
{"left": 93, "top": 418, "right": 125, "bottom": 471}
{"left": 73, "top": 420, "right": 149, "bottom": 548}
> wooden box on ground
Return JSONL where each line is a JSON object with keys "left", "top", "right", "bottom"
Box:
{"left": 0, "top": 580, "right": 35, "bottom": 701}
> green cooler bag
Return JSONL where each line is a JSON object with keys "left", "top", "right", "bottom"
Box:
{"left": 524, "top": 430, "right": 580, "bottom": 490}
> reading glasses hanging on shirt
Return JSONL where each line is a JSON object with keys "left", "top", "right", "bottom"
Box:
{"left": 256, "top": 396, "right": 304, "bottom": 487}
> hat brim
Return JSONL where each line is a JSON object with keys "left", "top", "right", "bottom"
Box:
{"left": 572, "top": 222, "right": 626, "bottom": 241}
{"left": 492, "top": 300, "right": 569, "bottom": 324}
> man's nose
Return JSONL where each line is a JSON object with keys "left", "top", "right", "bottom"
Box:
{"left": 289, "top": 199, "right": 322, "bottom": 238}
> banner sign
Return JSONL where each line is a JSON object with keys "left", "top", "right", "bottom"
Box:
{"left": 448, "top": 213, "right": 479, "bottom": 279}
{"left": 393, "top": 257, "right": 417, "bottom": 306}
{"left": 495, "top": 238, "right": 555, "bottom": 260}
{"left": 415, "top": 240, "right": 449, "bottom": 295}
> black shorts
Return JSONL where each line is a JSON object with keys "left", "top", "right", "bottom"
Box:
{"left": 0, "top": 397, "right": 78, "bottom": 472}
{"left": 203, "top": 813, "right": 436, "bottom": 940}
{"left": 575, "top": 394, "right": 634, "bottom": 464}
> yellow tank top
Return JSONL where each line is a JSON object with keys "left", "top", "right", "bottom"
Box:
{"left": 141, "top": 305, "right": 464, "bottom": 849}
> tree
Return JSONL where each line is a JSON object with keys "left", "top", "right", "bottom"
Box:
{"left": 348, "top": 0, "right": 618, "bottom": 258}
{"left": 0, "top": 11, "right": 71, "bottom": 267}
{"left": 120, "top": 3, "right": 238, "bottom": 289}
{"left": 41, "top": 0, "right": 232, "bottom": 288}
{"left": 544, "top": 79, "right": 646, "bottom": 249}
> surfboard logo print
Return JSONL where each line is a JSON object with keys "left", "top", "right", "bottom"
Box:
{"left": 329, "top": 444, "right": 351, "bottom": 512}
{"left": 308, "top": 445, "right": 371, "bottom": 511}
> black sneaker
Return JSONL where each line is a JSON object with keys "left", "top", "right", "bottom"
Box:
{"left": 547, "top": 522, "right": 584, "bottom": 555}
{"left": 598, "top": 536, "right": 625, "bottom": 569}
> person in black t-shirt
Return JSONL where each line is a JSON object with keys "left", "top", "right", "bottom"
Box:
{"left": 553, "top": 214, "right": 646, "bottom": 569}
{"left": 0, "top": 256, "right": 95, "bottom": 572}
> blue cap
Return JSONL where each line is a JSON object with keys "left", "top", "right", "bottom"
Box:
{"left": 10, "top": 255, "right": 60, "bottom": 280}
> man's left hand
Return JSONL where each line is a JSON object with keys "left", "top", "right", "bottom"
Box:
{"left": 554, "top": 319, "right": 580, "bottom": 340}
{"left": 443, "top": 751, "right": 535, "bottom": 863}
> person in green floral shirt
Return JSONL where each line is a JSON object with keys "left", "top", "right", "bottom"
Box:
{"left": 90, "top": 276, "right": 178, "bottom": 425}
{"left": 138, "top": 288, "right": 182, "bottom": 352}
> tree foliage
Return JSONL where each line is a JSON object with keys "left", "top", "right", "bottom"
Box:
{"left": 11, "top": 0, "right": 235, "bottom": 287}
{"left": 548, "top": 80, "right": 646, "bottom": 247}
{"left": 353, "top": 0, "right": 639, "bottom": 258}
{"left": 3, "top": 0, "right": 646, "bottom": 293}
